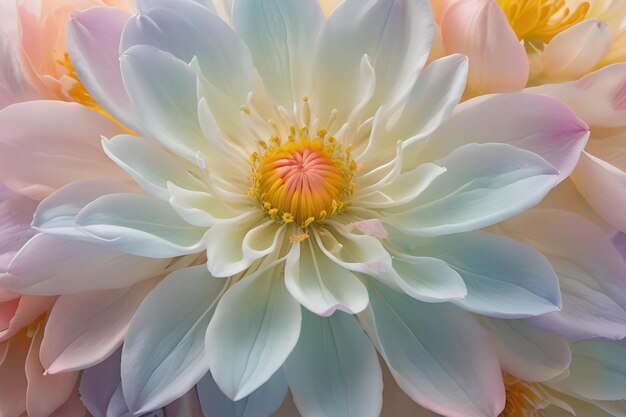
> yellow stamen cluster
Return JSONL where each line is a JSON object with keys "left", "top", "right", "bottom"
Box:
{"left": 249, "top": 126, "right": 356, "bottom": 228}
{"left": 498, "top": 0, "right": 590, "bottom": 44}
{"left": 500, "top": 380, "right": 548, "bottom": 417}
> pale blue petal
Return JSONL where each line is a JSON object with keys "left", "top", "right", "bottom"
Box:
{"left": 284, "top": 310, "right": 382, "bottom": 417}
{"left": 206, "top": 264, "right": 301, "bottom": 401}
{"left": 232, "top": 0, "right": 323, "bottom": 106}
{"left": 285, "top": 239, "right": 369, "bottom": 316}
{"left": 136, "top": 0, "right": 216, "bottom": 14}
{"left": 482, "top": 318, "right": 571, "bottom": 382}
{"left": 385, "top": 143, "right": 558, "bottom": 236}
{"left": 313, "top": 0, "right": 434, "bottom": 122}
{"left": 553, "top": 339, "right": 626, "bottom": 401}
{"left": 361, "top": 280, "right": 505, "bottom": 417}
{"left": 197, "top": 370, "right": 287, "bottom": 417}
{"left": 402, "top": 231, "right": 561, "bottom": 318}
{"left": 122, "top": 265, "right": 225, "bottom": 413}
{"left": 425, "top": 92, "right": 589, "bottom": 183}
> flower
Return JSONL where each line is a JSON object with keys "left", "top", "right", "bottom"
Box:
{"left": 436, "top": 0, "right": 626, "bottom": 94}
{"left": 0, "top": 0, "right": 134, "bottom": 109}
{"left": 0, "top": 0, "right": 593, "bottom": 416}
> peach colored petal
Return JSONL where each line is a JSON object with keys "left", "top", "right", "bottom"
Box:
{"left": 441, "top": 0, "right": 528, "bottom": 95}
{"left": 541, "top": 20, "right": 613, "bottom": 81}
{"left": 0, "top": 296, "right": 54, "bottom": 342}
{"left": 572, "top": 150, "right": 626, "bottom": 232}
{"left": 25, "top": 323, "right": 80, "bottom": 417}
{"left": 0, "top": 331, "right": 29, "bottom": 417}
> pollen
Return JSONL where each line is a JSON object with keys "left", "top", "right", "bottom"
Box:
{"left": 498, "top": 0, "right": 590, "bottom": 44}
{"left": 250, "top": 127, "right": 356, "bottom": 227}
{"left": 500, "top": 379, "right": 548, "bottom": 417}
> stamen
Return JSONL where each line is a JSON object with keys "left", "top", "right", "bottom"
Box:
{"left": 498, "top": 0, "right": 590, "bottom": 44}
{"left": 249, "top": 126, "right": 356, "bottom": 227}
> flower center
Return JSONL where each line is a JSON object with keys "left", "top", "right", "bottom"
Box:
{"left": 497, "top": 0, "right": 589, "bottom": 44}
{"left": 500, "top": 380, "right": 548, "bottom": 417}
{"left": 250, "top": 127, "right": 356, "bottom": 227}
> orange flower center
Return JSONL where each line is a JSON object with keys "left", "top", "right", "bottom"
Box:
{"left": 250, "top": 128, "right": 356, "bottom": 227}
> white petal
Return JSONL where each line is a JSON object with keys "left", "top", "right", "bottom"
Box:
{"left": 121, "top": 0, "right": 254, "bottom": 136}
{"left": 361, "top": 281, "right": 505, "bottom": 417}
{"left": 232, "top": 0, "right": 323, "bottom": 106}
{"left": 168, "top": 182, "right": 243, "bottom": 228}
{"left": 313, "top": 0, "right": 434, "bottom": 123}
{"left": 102, "top": 135, "right": 204, "bottom": 199}
{"left": 482, "top": 318, "right": 571, "bottom": 383}
{"left": 386, "top": 143, "right": 559, "bottom": 236}
{"left": 4, "top": 234, "right": 168, "bottom": 295}
{"left": 285, "top": 311, "right": 383, "bottom": 417}
{"left": 197, "top": 370, "right": 287, "bottom": 417}
{"left": 31, "top": 178, "right": 133, "bottom": 240}
{"left": 205, "top": 214, "right": 282, "bottom": 277}
{"left": 120, "top": 45, "right": 209, "bottom": 161}
{"left": 356, "top": 163, "right": 446, "bottom": 209}
{"left": 122, "top": 265, "right": 225, "bottom": 413}
{"left": 206, "top": 264, "right": 301, "bottom": 401}
{"left": 75, "top": 193, "right": 206, "bottom": 258}
{"left": 285, "top": 238, "right": 368, "bottom": 316}
{"left": 360, "top": 54, "right": 468, "bottom": 163}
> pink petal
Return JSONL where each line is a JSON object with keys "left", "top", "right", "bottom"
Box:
{"left": 426, "top": 92, "right": 589, "bottom": 182}
{"left": 441, "top": 0, "right": 528, "bottom": 95}
{"left": 41, "top": 278, "right": 158, "bottom": 374}
{"left": 0, "top": 186, "right": 37, "bottom": 272}
{"left": 529, "top": 63, "right": 626, "bottom": 128}
{"left": 25, "top": 323, "right": 80, "bottom": 417}
{"left": 0, "top": 101, "right": 129, "bottom": 200}
{"left": 67, "top": 7, "right": 138, "bottom": 131}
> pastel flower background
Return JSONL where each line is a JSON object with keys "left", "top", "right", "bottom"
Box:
{"left": 0, "top": 1, "right": 624, "bottom": 417}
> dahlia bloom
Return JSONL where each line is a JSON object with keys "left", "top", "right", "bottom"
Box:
{"left": 436, "top": 0, "right": 626, "bottom": 94}
{"left": 0, "top": 0, "right": 134, "bottom": 108}
{"left": 0, "top": 0, "right": 598, "bottom": 416}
